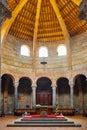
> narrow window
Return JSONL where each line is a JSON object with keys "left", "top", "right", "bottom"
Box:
{"left": 57, "top": 45, "right": 67, "bottom": 56}
{"left": 21, "top": 45, "right": 30, "bottom": 56}
{"left": 39, "top": 46, "right": 48, "bottom": 57}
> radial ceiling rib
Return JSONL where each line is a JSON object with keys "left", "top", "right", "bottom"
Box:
{"left": 71, "top": 0, "right": 82, "bottom": 6}
{"left": 33, "top": 0, "right": 42, "bottom": 70}
{"left": 50, "top": 0, "right": 72, "bottom": 70}
{"left": 1, "top": 0, "right": 28, "bottom": 44}
{"left": 50, "top": 0, "right": 70, "bottom": 39}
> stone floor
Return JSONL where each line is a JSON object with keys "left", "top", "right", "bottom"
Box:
{"left": 0, "top": 115, "right": 87, "bottom": 130}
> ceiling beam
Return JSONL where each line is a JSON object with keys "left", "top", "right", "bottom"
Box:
{"left": 50, "top": 0, "right": 72, "bottom": 70}
{"left": 1, "top": 0, "right": 28, "bottom": 44}
{"left": 32, "top": 0, "right": 42, "bottom": 71}
{"left": 38, "top": 32, "right": 63, "bottom": 37}
{"left": 38, "top": 36, "right": 63, "bottom": 42}
{"left": 71, "top": 0, "right": 82, "bottom": 6}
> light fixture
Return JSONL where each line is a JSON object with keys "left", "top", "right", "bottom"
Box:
{"left": 41, "top": 57, "right": 47, "bottom": 65}
{"left": 41, "top": 61, "right": 47, "bottom": 65}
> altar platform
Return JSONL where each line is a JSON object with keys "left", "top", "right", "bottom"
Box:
{"left": 7, "top": 114, "right": 81, "bottom": 127}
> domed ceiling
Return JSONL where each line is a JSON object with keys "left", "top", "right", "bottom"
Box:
{"left": 1, "top": 0, "right": 87, "bottom": 42}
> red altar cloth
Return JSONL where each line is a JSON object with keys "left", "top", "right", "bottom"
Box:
{"left": 22, "top": 114, "right": 66, "bottom": 120}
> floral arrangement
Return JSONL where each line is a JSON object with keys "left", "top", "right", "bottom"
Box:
{"left": 55, "top": 104, "right": 59, "bottom": 115}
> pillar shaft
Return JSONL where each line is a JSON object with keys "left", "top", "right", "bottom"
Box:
{"left": 32, "top": 87, "right": 36, "bottom": 107}
{"left": 14, "top": 82, "right": 18, "bottom": 109}
{"left": 52, "top": 87, "right": 56, "bottom": 107}
{"left": 69, "top": 81, "right": 74, "bottom": 108}
{"left": 0, "top": 78, "right": 1, "bottom": 109}
{"left": 70, "top": 86, "right": 74, "bottom": 108}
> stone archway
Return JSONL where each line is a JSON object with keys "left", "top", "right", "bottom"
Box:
{"left": 1, "top": 74, "right": 15, "bottom": 114}
{"left": 73, "top": 74, "right": 87, "bottom": 114}
{"left": 18, "top": 77, "right": 32, "bottom": 109}
{"left": 36, "top": 77, "right": 52, "bottom": 105}
{"left": 56, "top": 77, "right": 70, "bottom": 108}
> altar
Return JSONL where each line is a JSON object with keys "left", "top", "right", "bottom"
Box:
{"left": 35, "top": 105, "right": 54, "bottom": 114}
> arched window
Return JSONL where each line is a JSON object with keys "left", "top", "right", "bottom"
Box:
{"left": 39, "top": 46, "right": 48, "bottom": 57}
{"left": 20, "top": 45, "right": 30, "bottom": 56}
{"left": 57, "top": 45, "right": 67, "bottom": 56}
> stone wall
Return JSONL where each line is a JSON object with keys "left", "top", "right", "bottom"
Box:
{"left": 1, "top": 31, "right": 87, "bottom": 84}
{"left": 71, "top": 30, "right": 87, "bottom": 78}
{"left": 1, "top": 31, "right": 87, "bottom": 113}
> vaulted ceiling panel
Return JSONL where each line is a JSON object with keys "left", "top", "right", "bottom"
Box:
{"left": 6, "top": 0, "right": 87, "bottom": 42}
{"left": 9, "top": 0, "right": 37, "bottom": 40}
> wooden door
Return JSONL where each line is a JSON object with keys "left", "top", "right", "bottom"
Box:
{"left": 36, "top": 92, "right": 52, "bottom": 105}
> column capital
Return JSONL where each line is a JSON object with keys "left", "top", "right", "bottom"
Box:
{"left": 51, "top": 84, "right": 56, "bottom": 87}
{"left": 52, "top": 86, "right": 56, "bottom": 89}
{"left": 32, "top": 83, "right": 36, "bottom": 87}
{"left": 14, "top": 81, "right": 19, "bottom": 87}
{"left": 69, "top": 80, "right": 74, "bottom": 88}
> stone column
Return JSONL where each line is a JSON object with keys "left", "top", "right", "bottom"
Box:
{"left": 0, "top": 77, "right": 1, "bottom": 109}
{"left": 32, "top": 86, "right": 36, "bottom": 107}
{"left": 70, "top": 81, "right": 74, "bottom": 108}
{"left": 56, "top": 85, "right": 59, "bottom": 105}
{"left": 14, "top": 82, "right": 18, "bottom": 109}
{"left": 52, "top": 86, "right": 56, "bottom": 107}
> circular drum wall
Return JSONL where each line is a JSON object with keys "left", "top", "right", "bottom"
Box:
{"left": 1, "top": 31, "right": 87, "bottom": 83}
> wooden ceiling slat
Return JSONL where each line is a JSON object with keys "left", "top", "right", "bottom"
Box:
{"left": 38, "top": 35, "right": 64, "bottom": 42}
{"left": 60, "top": 0, "right": 70, "bottom": 12}
{"left": 5, "top": 0, "right": 87, "bottom": 42}
{"left": 8, "top": 0, "right": 19, "bottom": 11}
{"left": 38, "top": 28, "right": 62, "bottom": 34}
{"left": 38, "top": 31, "right": 63, "bottom": 38}
{"left": 71, "top": 0, "right": 82, "bottom": 6}
{"left": 10, "top": 29, "right": 32, "bottom": 38}
{"left": 11, "top": 26, "right": 33, "bottom": 36}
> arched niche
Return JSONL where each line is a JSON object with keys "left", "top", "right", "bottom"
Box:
{"left": 73, "top": 74, "right": 87, "bottom": 113}
{"left": 36, "top": 77, "right": 52, "bottom": 105}
{"left": 56, "top": 77, "right": 70, "bottom": 108}
{"left": 18, "top": 77, "right": 32, "bottom": 109}
{"left": 1, "top": 74, "right": 15, "bottom": 114}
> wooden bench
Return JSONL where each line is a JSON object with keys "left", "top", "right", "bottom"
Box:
{"left": 53, "top": 108, "right": 75, "bottom": 115}
{"left": 83, "top": 109, "right": 87, "bottom": 116}
{"left": 14, "top": 109, "right": 36, "bottom": 116}
{"left": 0, "top": 109, "right": 5, "bottom": 117}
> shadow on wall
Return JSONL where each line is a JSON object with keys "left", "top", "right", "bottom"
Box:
{"left": 18, "top": 77, "right": 32, "bottom": 109}
{"left": 73, "top": 74, "right": 87, "bottom": 114}
{"left": 36, "top": 77, "right": 52, "bottom": 105}
{"left": 1, "top": 74, "right": 15, "bottom": 114}
{"left": 56, "top": 77, "right": 70, "bottom": 108}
